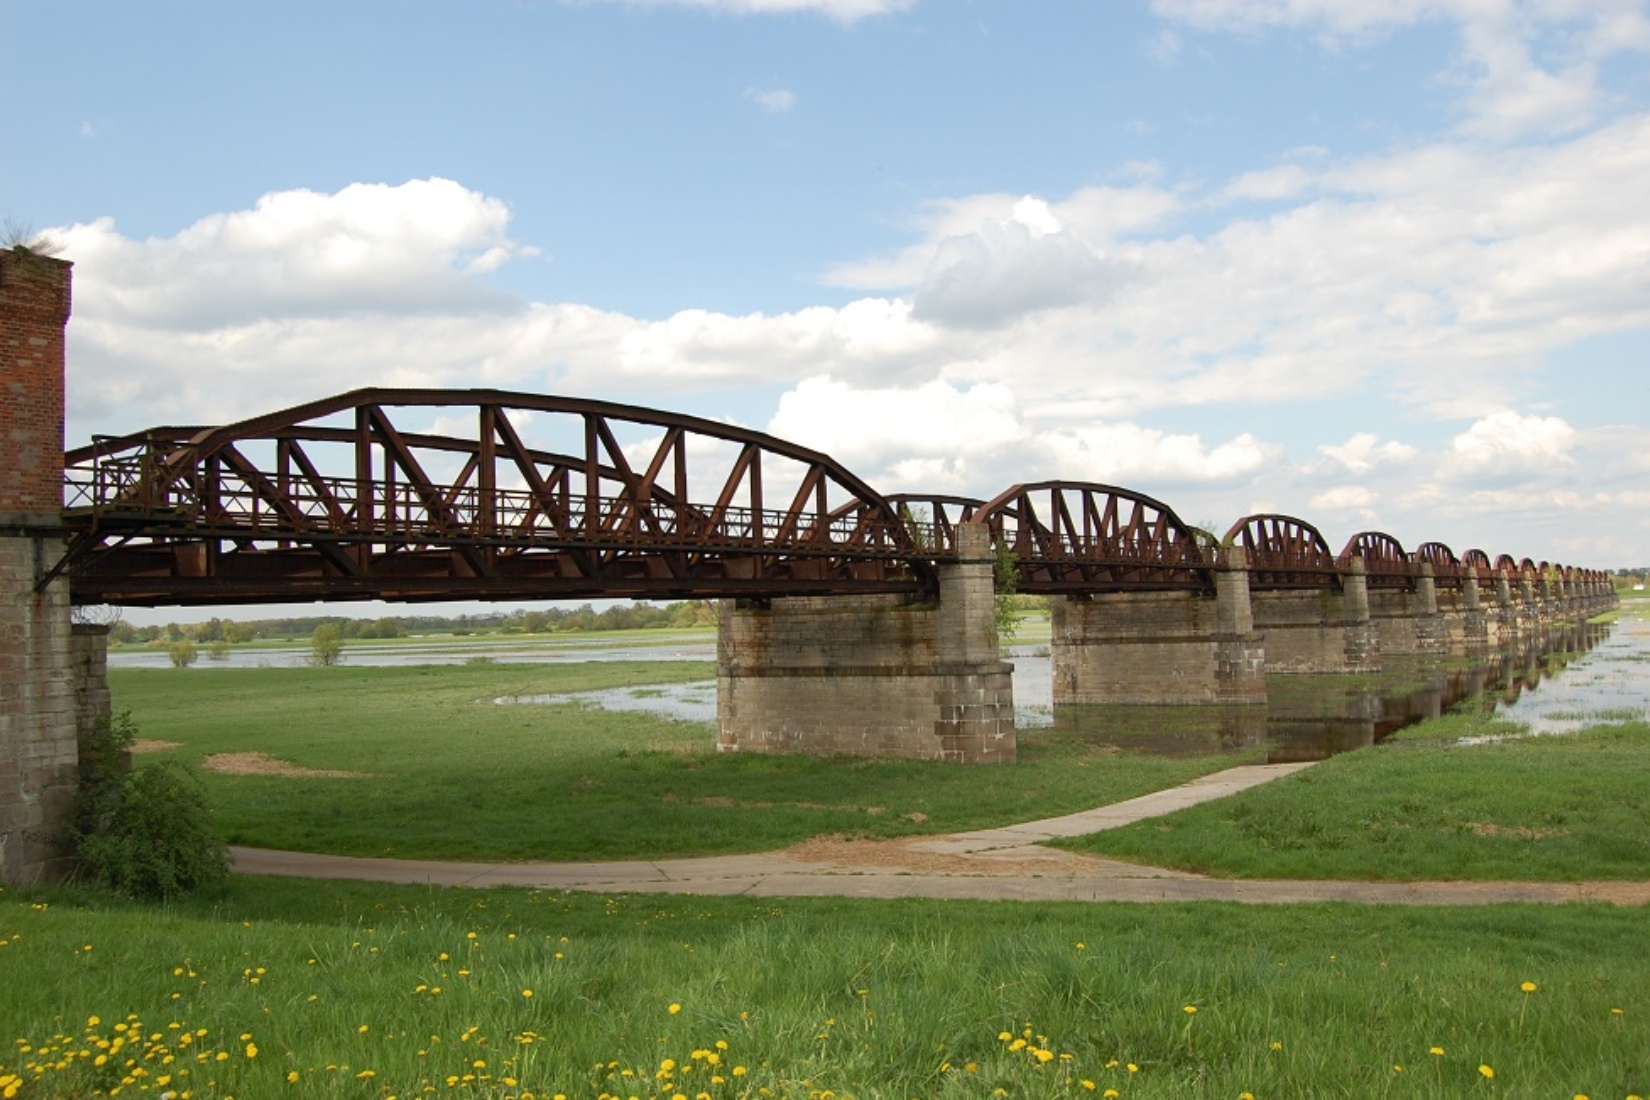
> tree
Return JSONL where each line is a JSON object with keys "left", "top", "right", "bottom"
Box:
{"left": 993, "top": 539, "right": 1024, "bottom": 641}
{"left": 166, "top": 640, "right": 198, "bottom": 668}
{"left": 310, "top": 623, "right": 344, "bottom": 667}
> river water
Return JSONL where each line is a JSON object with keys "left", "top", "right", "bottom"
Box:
{"left": 114, "top": 616, "right": 1648, "bottom": 761}
{"left": 495, "top": 618, "right": 1647, "bottom": 761}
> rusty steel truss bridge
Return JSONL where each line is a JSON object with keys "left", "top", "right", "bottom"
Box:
{"left": 51, "top": 388, "right": 1604, "bottom": 606}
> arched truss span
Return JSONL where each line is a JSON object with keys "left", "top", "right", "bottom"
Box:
{"left": 1412, "top": 541, "right": 1462, "bottom": 587}
{"left": 1461, "top": 549, "right": 1496, "bottom": 583}
{"left": 1495, "top": 553, "right": 1523, "bottom": 578}
{"left": 1339, "top": 531, "right": 1415, "bottom": 589}
{"left": 60, "top": 388, "right": 931, "bottom": 605}
{"left": 973, "top": 481, "right": 1214, "bottom": 593}
{"left": 1223, "top": 514, "right": 1339, "bottom": 590}
{"left": 883, "top": 494, "right": 985, "bottom": 556}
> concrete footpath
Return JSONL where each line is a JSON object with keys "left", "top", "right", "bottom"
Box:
{"left": 230, "top": 762, "right": 1650, "bottom": 906}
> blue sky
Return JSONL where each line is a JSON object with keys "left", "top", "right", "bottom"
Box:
{"left": 5, "top": 0, "right": 1650, "bottom": 620}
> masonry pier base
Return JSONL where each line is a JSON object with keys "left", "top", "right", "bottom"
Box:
{"left": 1049, "top": 548, "right": 1265, "bottom": 706}
{"left": 716, "top": 524, "right": 1015, "bottom": 762}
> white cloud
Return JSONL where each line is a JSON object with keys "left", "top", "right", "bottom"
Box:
{"left": 912, "top": 200, "right": 1129, "bottom": 328}
{"left": 1309, "top": 485, "right": 1378, "bottom": 512}
{"left": 59, "top": 179, "right": 535, "bottom": 329}
{"left": 581, "top": 0, "right": 911, "bottom": 21}
{"left": 1447, "top": 410, "right": 1578, "bottom": 475}
{"left": 1037, "top": 425, "right": 1279, "bottom": 487}
{"left": 1319, "top": 433, "right": 1418, "bottom": 473}
{"left": 744, "top": 86, "right": 797, "bottom": 113}
{"left": 768, "top": 376, "right": 1022, "bottom": 483}
{"left": 1150, "top": 0, "right": 1650, "bottom": 141}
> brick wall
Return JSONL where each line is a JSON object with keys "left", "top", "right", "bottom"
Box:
{"left": 0, "top": 250, "right": 72, "bottom": 519}
{"left": 0, "top": 248, "right": 80, "bottom": 884}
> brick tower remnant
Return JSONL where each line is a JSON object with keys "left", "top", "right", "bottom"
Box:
{"left": 0, "top": 249, "right": 80, "bottom": 884}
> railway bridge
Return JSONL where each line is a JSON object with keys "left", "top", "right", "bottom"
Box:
{"left": 0, "top": 252, "right": 1619, "bottom": 883}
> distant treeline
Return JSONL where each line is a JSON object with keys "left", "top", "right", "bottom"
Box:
{"left": 109, "top": 601, "right": 720, "bottom": 645}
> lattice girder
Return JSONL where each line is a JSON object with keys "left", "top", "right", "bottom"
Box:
{"left": 1223, "top": 514, "right": 1339, "bottom": 590}
{"left": 973, "top": 481, "right": 1214, "bottom": 593}
{"left": 61, "top": 388, "right": 931, "bottom": 604}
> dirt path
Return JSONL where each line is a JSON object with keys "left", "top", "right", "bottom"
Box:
{"left": 229, "top": 761, "right": 1650, "bottom": 906}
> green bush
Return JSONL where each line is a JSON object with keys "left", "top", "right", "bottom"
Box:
{"left": 69, "top": 711, "right": 230, "bottom": 900}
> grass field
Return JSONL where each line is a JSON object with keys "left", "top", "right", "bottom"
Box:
{"left": 1058, "top": 713, "right": 1650, "bottom": 881}
{"left": 108, "top": 660, "right": 1248, "bottom": 861}
{"left": 3, "top": 878, "right": 1647, "bottom": 1098}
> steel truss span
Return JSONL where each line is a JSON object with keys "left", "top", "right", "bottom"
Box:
{"left": 973, "top": 481, "right": 1215, "bottom": 594}
{"left": 58, "top": 388, "right": 1604, "bottom": 606}
{"left": 61, "top": 389, "right": 931, "bottom": 605}
{"left": 1225, "top": 514, "right": 1339, "bottom": 590}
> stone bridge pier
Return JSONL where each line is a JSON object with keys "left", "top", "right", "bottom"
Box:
{"left": 716, "top": 523, "right": 1016, "bottom": 762}
{"left": 1369, "top": 564, "right": 1448, "bottom": 655}
{"left": 1049, "top": 547, "right": 1266, "bottom": 705}
{"left": 1437, "top": 575, "right": 1490, "bottom": 654}
{"left": 1, "top": 251, "right": 111, "bottom": 885}
{"left": 1247, "top": 559, "right": 1378, "bottom": 674}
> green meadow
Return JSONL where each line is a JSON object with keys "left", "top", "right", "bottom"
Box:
{"left": 106, "top": 661, "right": 1245, "bottom": 861}
{"left": 3, "top": 880, "right": 1647, "bottom": 1098}
{"left": 4, "top": 612, "right": 1645, "bottom": 1098}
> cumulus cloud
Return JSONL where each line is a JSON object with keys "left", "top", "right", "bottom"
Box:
{"left": 911, "top": 199, "right": 1129, "bottom": 328}
{"left": 581, "top": 0, "right": 912, "bottom": 21}
{"left": 1035, "top": 424, "right": 1279, "bottom": 487}
{"left": 744, "top": 86, "right": 797, "bottom": 113}
{"left": 1309, "top": 485, "right": 1378, "bottom": 512}
{"left": 1447, "top": 410, "right": 1578, "bottom": 475}
{"left": 767, "top": 376, "right": 1022, "bottom": 486}
{"left": 60, "top": 178, "right": 534, "bottom": 329}
{"left": 1319, "top": 433, "right": 1418, "bottom": 474}
{"left": 1151, "top": 0, "right": 1650, "bottom": 140}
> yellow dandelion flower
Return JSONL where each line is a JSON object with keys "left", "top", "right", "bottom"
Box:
{"left": 1521, "top": 981, "right": 1538, "bottom": 993}
{"left": 286, "top": 1070, "right": 299, "bottom": 1083}
{"left": 522, "top": 989, "right": 534, "bottom": 999}
{"left": 1183, "top": 1005, "right": 1197, "bottom": 1015}
{"left": 1430, "top": 1046, "right": 1445, "bottom": 1056}
{"left": 1080, "top": 1082, "right": 1095, "bottom": 1092}
{"left": 244, "top": 1043, "right": 258, "bottom": 1059}
{"left": 1478, "top": 1064, "right": 1494, "bottom": 1079}
{"left": 668, "top": 1003, "right": 682, "bottom": 1015}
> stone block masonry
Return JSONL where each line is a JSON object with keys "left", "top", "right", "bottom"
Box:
{"left": 716, "top": 524, "right": 1015, "bottom": 763}
{"left": 1, "top": 250, "right": 87, "bottom": 885}
{"left": 1050, "top": 549, "right": 1266, "bottom": 705}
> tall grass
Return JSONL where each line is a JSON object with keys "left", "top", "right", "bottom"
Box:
{"left": 109, "top": 664, "right": 1252, "bottom": 861}
{"left": 3, "top": 879, "right": 1646, "bottom": 1098}
{"left": 1061, "top": 716, "right": 1650, "bottom": 881}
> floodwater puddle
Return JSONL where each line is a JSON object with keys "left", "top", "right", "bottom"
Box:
{"left": 495, "top": 619, "right": 1646, "bottom": 761}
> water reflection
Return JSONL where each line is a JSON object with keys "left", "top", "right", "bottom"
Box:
{"left": 1039, "top": 620, "right": 1622, "bottom": 762}
{"left": 492, "top": 620, "right": 1638, "bottom": 762}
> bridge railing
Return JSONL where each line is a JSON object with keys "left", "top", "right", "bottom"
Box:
{"left": 64, "top": 457, "right": 933, "bottom": 560}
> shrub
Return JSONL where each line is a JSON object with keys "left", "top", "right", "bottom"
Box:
{"left": 310, "top": 622, "right": 344, "bottom": 666}
{"left": 69, "top": 712, "right": 229, "bottom": 900}
{"left": 167, "top": 639, "right": 198, "bottom": 667}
